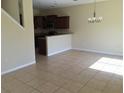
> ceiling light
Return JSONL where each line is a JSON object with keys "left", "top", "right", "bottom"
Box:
{"left": 88, "top": 0, "right": 103, "bottom": 23}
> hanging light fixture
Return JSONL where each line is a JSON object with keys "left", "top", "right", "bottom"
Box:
{"left": 88, "top": 0, "right": 103, "bottom": 23}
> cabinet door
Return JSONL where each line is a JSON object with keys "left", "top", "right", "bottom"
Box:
{"left": 56, "top": 16, "right": 69, "bottom": 29}
{"left": 46, "top": 15, "right": 57, "bottom": 29}
{"left": 34, "top": 16, "right": 43, "bottom": 28}
{"left": 38, "top": 38, "right": 47, "bottom": 55}
{"left": 47, "top": 15, "right": 57, "bottom": 22}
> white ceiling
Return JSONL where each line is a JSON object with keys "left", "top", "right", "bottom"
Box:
{"left": 33, "top": 0, "right": 106, "bottom": 9}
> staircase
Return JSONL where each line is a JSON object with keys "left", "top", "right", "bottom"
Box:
{"left": 1, "top": 0, "right": 21, "bottom": 24}
{"left": 1, "top": 8, "right": 24, "bottom": 31}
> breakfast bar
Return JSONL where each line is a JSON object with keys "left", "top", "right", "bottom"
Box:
{"left": 38, "top": 34, "right": 72, "bottom": 56}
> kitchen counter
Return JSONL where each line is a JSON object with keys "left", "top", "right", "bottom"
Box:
{"left": 38, "top": 34, "right": 72, "bottom": 56}
{"left": 47, "top": 33, "right": 72, "bottom": 36}
{"left": 35, "top": 32, "right": 72, "bottom": 37}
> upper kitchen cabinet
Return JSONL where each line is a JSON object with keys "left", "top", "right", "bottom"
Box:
{"left": 43, "top": 15, "right": 57, "bottom": 29}
{"left": 56, "top": 16, "right": 69, "bottom": 29}
{"left": 34, "top": 15, "right": 70, "bottom": 29}
{"left": 34, "top": 16, "right": 43, "bottom": 29}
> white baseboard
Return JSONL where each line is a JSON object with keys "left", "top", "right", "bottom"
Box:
{"left": 1, "top": 61, "right": 36, "bottom": 75}
{"left": 72, "top": 48, "right": 123, "bottom": 56}
{"left": 47, "top": 48, "right": 71, "bottom": 56}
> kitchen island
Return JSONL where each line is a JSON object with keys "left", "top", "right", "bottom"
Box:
{"left": 38, "top": 34, "right": 72, "bottom": 56}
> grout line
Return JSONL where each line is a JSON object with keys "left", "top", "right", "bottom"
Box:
{"left": 76, "top": 70, "right": 100, "bottom": 93}
{"left": 101, "top": 73, "right": 114, "bottom": 92}
{"left": 15, "top": 77, "right": 46, "bottom": 93}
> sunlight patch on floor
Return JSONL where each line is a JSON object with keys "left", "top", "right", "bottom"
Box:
{"left": 89, "top": 57, "right": 123, "bottom": 75}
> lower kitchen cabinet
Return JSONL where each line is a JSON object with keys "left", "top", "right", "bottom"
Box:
{"left": 38, "top": 37, "right": 47, "bottom": 55}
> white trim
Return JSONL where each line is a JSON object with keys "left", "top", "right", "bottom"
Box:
{"left": 72, "top": 48, "right": 123, "bottom": 56}
{"left": 47, "top": 48, "right": 71, "bottom": 56}
{"left": 1, "top": 61, "right": 36, "bottom": 75}
{"left": 1, "top": 8, "right": 25, "bottom": 31}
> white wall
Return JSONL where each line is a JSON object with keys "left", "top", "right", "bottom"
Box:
{"left": 2, "top": 0, "right": 20, "bottom": 23}
{"left": 39, "top": 0, "right": 123, "bottom": 56}
{"left": 1, "top": 0, "right": 35, "bottom": 74}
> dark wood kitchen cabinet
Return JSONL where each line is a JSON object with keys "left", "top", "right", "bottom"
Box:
{"left": 55, "top": 16, "right": 69, "bottom": 29}
{"left": 34, "top": 15, "right": 69, "bottom": 29}
{"left": 38, "top": 37, "right": 47, "bottom": 55}
{"left": 34, "top": 16, "right": 43, "bottom": 29}
{"left": 43, "top": 15, "right": 57, "bottom": 29}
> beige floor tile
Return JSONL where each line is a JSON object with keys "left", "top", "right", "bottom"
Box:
{"left": 103, "top": 85, "right": 123, "bottom": 93}
{"left": 36, "top": 82, "right": 59, "bottom": 93}
{"left": 32, "top": 71, "right": 53, "bottom": 81}
{"left": 54, "top": 88, "right": 71, "bottom": 93}
{"left": 102, "top": 90, "right": 123, "bottom": 93}
{"left": 74, "top": 75, "right": 92, "bottom": 84}
{"left": 41, "top": 66, "right": 66, "bottom": 75}
{"left": 113, "top": 74, "right": 123, "bottom": 80}
{"left": 1, "top": 76, "right": 15, "bottom": 88}
{"left": 60, "top": 70, "right": 79, "bottom": 80}
{"left": 1, "top": 88, "right": 10, "bottom": 93}
{"left": 14, "top": 65, "right": 36, "bottom": 74}
{"left": 93, "top": 72, "right": 113, "bottom": 83}
{"left": 47, "top": 75, "right": 69, "bottom": 87}
{"left": 56, "top": 63, "right": 72, "bottom": 70}
{"left": 2, "top": 78, "right": 19, "bottom": 89}
{"left": 12, "top": 68, "right": 31, "bottom": 77}
{"left": 79, "top": 69, "right": 98, "bottom": 78}
{"left": 62, "top": 80, "right": 84, "bottom": 93}
{"left": 71, "top": 69, "right": 97, "bottom": 84}
{"left": 27, "top": 78, "right": 47, "bottom": 89}
{"left": 110, "top": 75, "right": 123, "bottom": 85}
{"left": 46, "top": 66, "right": 66, "bottom": 75}
{"left": 29, "top": 69, "right": 49, "bottom": 76}
{"left": 78, "top": 86, "right": 102, "bottom": 93}
{"left": 31, "top": 90, "right": 42, "bottom": 93}
{"left": 2, "top": 72, "right": 15, "bottom": 80}
{"left": 14, "top": 72, "right": 38, "bottom": 83}
{"left": 85, "top": 78, "right": 107, "bottom": 91}
{"left": 3, "top": 79, "right": 34, "bottom": 93}
{"left": 66, "top": 66, "right": 85, "bottom": 74}
{"left": 22, "top": 65, "right": 45, "bottom": 75}
{"left": 104, "top": 80, "right": 123, "bottom": 91}
{"left": 103, "top": 76, "right": 123, "bottom": 93}
{"left": 11, "top": 85, "right": 34, "bottom": 93}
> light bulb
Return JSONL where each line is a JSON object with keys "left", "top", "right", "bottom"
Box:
{"left": 88, "top": 18, "right": 92, "bottom": 22}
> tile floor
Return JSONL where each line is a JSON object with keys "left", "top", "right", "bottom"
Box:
{"left": 1, "top": 50, "right": 123, "bottom": 93}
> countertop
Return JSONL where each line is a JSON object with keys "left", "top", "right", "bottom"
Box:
{"left": 35, "top": 32, "right": 72, "bottom": 38}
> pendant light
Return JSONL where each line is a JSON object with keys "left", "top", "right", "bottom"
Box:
{"left": 88, "top": 0, "right": 103, "bottom": 23}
